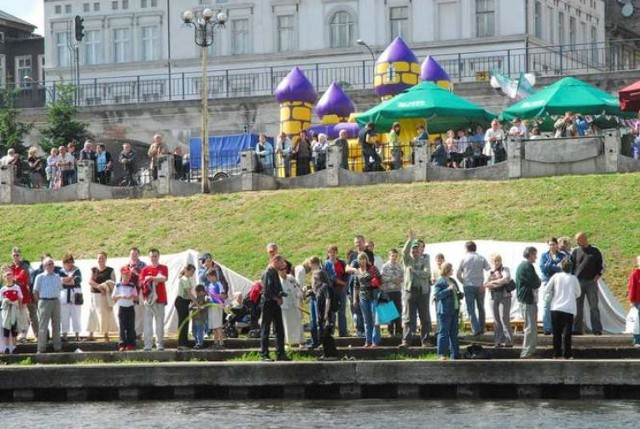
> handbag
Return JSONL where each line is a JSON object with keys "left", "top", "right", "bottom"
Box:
{"left": 505, "top": 279, "right": 516, "bottom": 293}
{"left": 376, "top": 301, "right": 400, "bottom": 325}
{"left": 74, "top": 292, "right": 84, "bottom": 306}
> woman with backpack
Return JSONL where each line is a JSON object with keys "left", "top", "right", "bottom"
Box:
{"left": 350, "top": 252, "right": 382, "bottom": 347}
{"left": 483, "top": 253, "right": 514, "bottom": 348}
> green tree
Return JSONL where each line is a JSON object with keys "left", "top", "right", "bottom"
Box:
{"left": 0, "top": 88, "right": 33, "bottom": 156}
{"left": 39, "top": 82, "right": 89, "bottom": 152}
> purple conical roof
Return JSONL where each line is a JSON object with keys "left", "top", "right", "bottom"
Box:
{"left": 420, "top": 55, "right": 451, "bottom": 82}
{"left": 315, "top": 82, "right": 356, "bottom": 119}
{"left": 274, "top": 67, "right": 317, "bottom": 103}
{"left": 376, "top": 37, "right": 418, "bottom": 64}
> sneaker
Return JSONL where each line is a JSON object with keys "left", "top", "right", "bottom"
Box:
{"left": 4, "top": 348, "right": 9, "bottom": 354}
{"left": 593, "top": 331, "right": 602, "bottom": 336}
{"left": 261, "top": 356, "right": 273, "bottom": 362}
{"left": 193, "top": 344, "right": 202, "bottom": 350}
{"left": 633, "top": 344, "right": 640, "bottom": 348}
{"left": 398, "top": 342, "right": 408, "bottom": 349}
{"left": 143, "top": 347, "right": 152, "bottom": 352}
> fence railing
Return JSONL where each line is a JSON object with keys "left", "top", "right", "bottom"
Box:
{"left": 3, "top": 39, "right": 640, "bottom": 109}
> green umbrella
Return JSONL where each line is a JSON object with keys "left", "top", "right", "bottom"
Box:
{"left": 355, "top": 81, "right": 497, "bottom": 133}
{"left": 501, "top": 76, "right": 635, "bottom": 121}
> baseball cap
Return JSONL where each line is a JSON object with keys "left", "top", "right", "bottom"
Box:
{"left": 411, "top": 240, "right": 420, "bottom": 248}
{"left": 198, "top": 252, "right": 212, "bottom": 262}
{"left": 120, "top": 266, "right": 132, "bottom": 275}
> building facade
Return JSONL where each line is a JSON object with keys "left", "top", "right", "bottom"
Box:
{"left": 0, "top": 11, "right": 45, "bottom": 97}
{"left": 42, "top": 0, "right": 605, "bottom": 106}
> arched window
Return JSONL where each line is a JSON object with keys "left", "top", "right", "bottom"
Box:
{"left": 330, "top": 11, "right": 354, "bottom": 48}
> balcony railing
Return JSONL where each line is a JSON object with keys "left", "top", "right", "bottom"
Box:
{"left": 2, "top": 39, "right": 640, "bottom": 109}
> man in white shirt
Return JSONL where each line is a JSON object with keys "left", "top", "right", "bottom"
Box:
{"left": 508, "top": 117, "right": 529, "bottom": 140}
{"left": 484, "top": 119, "right": 506, "bottom": 164}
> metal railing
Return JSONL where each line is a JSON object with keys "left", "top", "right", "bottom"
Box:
{"left": 2, "top": 39, "right": 640, "bottom": 109}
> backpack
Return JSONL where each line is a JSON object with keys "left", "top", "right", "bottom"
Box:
{"left": 248, "top": 281, "right": 263, "bottom": 304}
{"left": 329, "top": 281, "right": 342, "bottom": 313}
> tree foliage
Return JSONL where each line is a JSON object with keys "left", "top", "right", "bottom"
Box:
{"left": 39, "top": 83, "right": 89, "bottom": 152}
{"left": 0, "top": 89, "right": 33, "bottom": 156}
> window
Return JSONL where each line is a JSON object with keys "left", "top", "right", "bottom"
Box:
{"left": 476, "top": 0, "right": 495, "bottom": 38}
{"left": 122, "top": 0, "right": 129, "bottom": 9}
{"left": 558, "top": 11, "right": 565, "bottom": 46}
{"left": 141, "top": 26, "right": 159, "bottom": 61}
{"left": 581, "top": 21, "right": 587, "bottom": 44}
{"left": 569, "top": 16, "right": 576, "bottom": 50}
{"left": 0, "top": 55, "right": 5, "bottom": 88}
{"left": 84, "top": 30, "right": 101, "bottom": 65}
{"left": 112, "top": 1, "right": 118, "bottom": 10}
{"left": 199, "top": 0, "right": 210, "bottom": 4}
{"left": 389, "top": 6, "right": 409, "bottom": 41}
{"left": 94, "top": 2, "right": 100, "bottom": 11}
{"left": 15, "top": 56, "right": 32, "bottom": 88}
{"left": 141, "top": 0, "right": 147, "bottom": 7}
{"left": 113, "top": 28, "right": 131, "bottom": 63}
{"left": 65, "top": 4, "right": 72, "bottom": 13}
{"left": 231, "top": 18, "right": 250, "bottom": 55}
{"left": 277, "top": 15, "right": 295, "bottom": 52}
{"left": 590, "top": 26, "right": 598, "bottom": 62}
{"left": 38, "top": 55, "right": 45, "bottom": 83}
{"left": 83, "top": 3, "right": 90, "bottom": 12}
{"left": 0, "top": 32, "right": 4, "bottom": 43}
{"left": 56, "top": 32, "right": 71, "bottom": 67}
{"left": 55, "top": 5, "right": 62, "bottom": 14}
{"left": 534, "top": 1, "right": 542, "bottom": 39}
{"left": 329, "top": 11, "right": 353, "bottom": 48}
{"left": 151, "top": 0, "right": 157, "bottom": 7}
{"left": 547, "top": 6, "right": 554, "bottom": 43}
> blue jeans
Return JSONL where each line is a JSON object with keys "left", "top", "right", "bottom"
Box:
{"left": 309, "top": 298, "right": 319, "bottom": 347}
{"left": 350, "top": 289, "right": 364, "bottom": 335}
{"left": 464, "top": 286, "right": 485, "bottom": 334}
{"left": 193, "top": 323, "right": 205, "bottom": 347}
{"left": 542, "top": 286, "right": 552, "bottom": 333}
{"left": 437, "top": 311, "right": 460, "bottom": 359}
{"left": 359, "top": 297, "right": 381, "bottom": 345}
{"left": 337, "top": 286, "right": 348, "bottom": 337}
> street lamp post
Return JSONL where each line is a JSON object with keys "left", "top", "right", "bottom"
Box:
{"left": 182, "top": 8, "right": 226, "bottom": 194}
{"left": 356, "top": 39, "right": 376, "bottom": 86}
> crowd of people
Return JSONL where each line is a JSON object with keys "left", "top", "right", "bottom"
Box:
{"left": 0, "top": 133, "right": 192, "bottom": 189}
{"left": 0, "top": 230, "right": 627, "bottom": 362}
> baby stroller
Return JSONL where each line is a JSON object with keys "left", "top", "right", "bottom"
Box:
{"left": 223, "top": 298, "right": 253, "bottom": 338}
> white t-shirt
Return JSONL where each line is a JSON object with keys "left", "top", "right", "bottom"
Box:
{"left": 545, "top": 272, "right": 581, "bottom": 315}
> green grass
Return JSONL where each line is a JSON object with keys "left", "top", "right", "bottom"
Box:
{"left": 2, "top": 173, "right": 640, "bottom": 305}
{"left": 227, "top": 351, "right": 263, "bottom": 362}
{"left": 384, "top": 353, "right": 438, "bottom": 361}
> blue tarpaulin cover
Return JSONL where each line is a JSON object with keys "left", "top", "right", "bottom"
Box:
{"left": 189, "top": 133, "right": 262, "bottom": 169}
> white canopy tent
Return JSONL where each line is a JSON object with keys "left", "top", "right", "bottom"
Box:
{"left": 423, "top": 240, "right": 627, "bottom": 334}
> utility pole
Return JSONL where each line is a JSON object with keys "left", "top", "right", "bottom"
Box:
{"left": 74, "top": 15, "right": 85, "bottom": 105}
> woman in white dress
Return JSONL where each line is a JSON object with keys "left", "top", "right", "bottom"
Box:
{"left": 279, "top": 266, "right": 304, "bottom": 347}
{"left": 87, "top": 252, "right": 118, "bottom": 341}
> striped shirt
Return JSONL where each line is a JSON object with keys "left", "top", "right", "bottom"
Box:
{"left": 34, "top": 272, "right": 63, "bottom": 299}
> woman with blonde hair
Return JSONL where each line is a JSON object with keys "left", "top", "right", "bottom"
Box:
{"left": 27, "top": 147, "right": 44, "bottom": 189}
{"left": 434, "top": 262, "right": 462, "bottom": 360}
{"left": 484, "top": 253, "right": 513, "bottom": 348}
{"left": 87, "top": 252, "right": 117, "bottom": 342}
{"left": 349, "top": 252, "right": 382, "bottom": 347}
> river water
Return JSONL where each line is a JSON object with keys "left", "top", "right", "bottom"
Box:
{"left": 2, "top": 399, "right": 639, "bottom": 428}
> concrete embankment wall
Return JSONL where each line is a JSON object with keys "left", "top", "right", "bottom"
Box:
{"left": 3, "top": 360, "right": 640, "bottom": 402}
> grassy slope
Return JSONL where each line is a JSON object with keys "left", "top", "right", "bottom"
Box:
{"left": 4, "top": 172, "right": 640, "bottom": 304}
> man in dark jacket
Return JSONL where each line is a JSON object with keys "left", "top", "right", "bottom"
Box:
{"left": 571, "top": 232, "right": 604, "bottom": 335}
{"left": 516, "top": 246, "right": 541, "bottom": 358}
{"left": 260, "top": 255, "right": 290, "bottom": 362}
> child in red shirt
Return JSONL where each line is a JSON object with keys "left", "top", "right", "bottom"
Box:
{"left": 628, "top": 256, "right": 640, "bottom": 346}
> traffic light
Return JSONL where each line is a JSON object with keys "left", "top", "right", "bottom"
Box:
{"left": 74, "top": 15, "right": 85, "bottom": 42}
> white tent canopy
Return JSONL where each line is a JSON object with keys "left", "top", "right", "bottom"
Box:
{"left": 423, "top": 240, "right": 626, "bottom": 334}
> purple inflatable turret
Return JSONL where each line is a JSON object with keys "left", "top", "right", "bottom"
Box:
{"left": 420, "top": 55, "right": 451, "bottom": 90}
{"left": 314, "top": 82, "right": 356, "bottom": 123}
{"left": 274, "top": 67, "right": 317, "bottom": 135}
{"left": 374, "top": 37, "right": 420, "bottom": 100}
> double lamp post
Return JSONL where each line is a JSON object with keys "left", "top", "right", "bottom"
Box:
{"left": 182, "top": 8, "right": 227, "bottom": 194}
